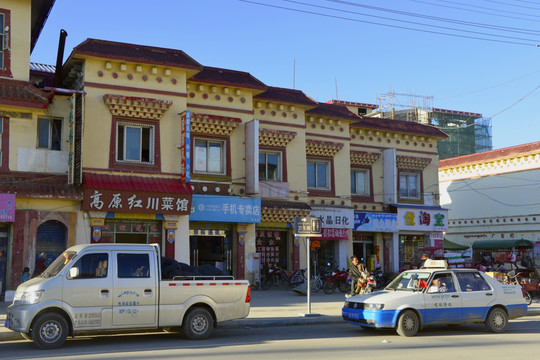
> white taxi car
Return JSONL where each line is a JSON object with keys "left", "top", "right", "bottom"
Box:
{"left": 342, "top": 260, "right": 528, "bottom": 336}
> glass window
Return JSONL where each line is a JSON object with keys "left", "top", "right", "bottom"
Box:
{"left": 307, "top": 161, "right": 329, "bottom": 189}
{"left": 259, "top": 151, "right": 281, "bottom": 181}
{"left": 399, "top": 172, "right": 420, "bottom": 199}
{"left": 70, "top": 253, "right": 108, "bottom": 279}
{"left": 456, "top": 272, "right": 491, "bottom": 292}
{"left": 194, "top": 139, "right": 224, "bottom": 174}
{"left": 117, "top": 253, "right": 150, "bottom": 278}
{"left": 117, "top": 123, "right": 154, "bottom": 163}
{"left": 38, "top": 118, "right": 62, "bottom": 150}
{"left": 351, "top": 169, "right": 369, "bottom": 195}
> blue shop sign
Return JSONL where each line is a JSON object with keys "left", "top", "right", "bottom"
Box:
{"left": 354, "top": 212, "right": 397, "bottom": 232}
{"left": 190, "top": 195, "right": 261, "bottom": 223}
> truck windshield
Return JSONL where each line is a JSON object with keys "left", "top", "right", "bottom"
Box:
{"left": 40, "top": 251, "right": 77, "bottom": 278}
{"left": 386, "top": 271, "right": 431, "bottom": 291}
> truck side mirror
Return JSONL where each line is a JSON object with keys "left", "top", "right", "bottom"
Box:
{"left": 69, "top": 267, "right": 80, "bottom": 279}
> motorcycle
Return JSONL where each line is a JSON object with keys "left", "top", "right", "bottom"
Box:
{"left": 323, "top": 268, "right": 349, "bottom": 294}
{"left": 373, "top": 264, "right": 387, "bottom": 289}
{"left": 311, "top": 266, "right": 332, "bottom": 292}
{"left": 262, "top": 265, "right": 306, "bottom": 290}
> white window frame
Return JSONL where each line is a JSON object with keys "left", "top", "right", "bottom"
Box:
{"left": 116, "top": 122, "right": 155, "bottom": 164}
{"left": 307, "top": 160, "right": 330, "bottom": 190}
{"left": 37, "top": 117, "right": 62, "bottom": 151}
{"left": 399, "top": 172, "right": 421, "bottom": 199}
{"left": 259, "top": 150, "right": 282, "bottom": 181}
{"left": 351, "top": 169, "right": 370, "bottom": 196}
{"left": 193, "top": 138, "right": 225, "bottom": 175}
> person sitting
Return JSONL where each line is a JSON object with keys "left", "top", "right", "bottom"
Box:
{"left": 428, "top": 276, "right": 448, "bottom": 293}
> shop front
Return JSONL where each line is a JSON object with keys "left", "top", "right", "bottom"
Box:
{"left": 393, "top": 205, "right": 448, "bottom": 271}
{"left": 354, "top": 212, "right": 398, "bottom": 274}
{"left": 310, "top": 206, "right": 354, "bottom": 271}
{"left": 82, "top": 173, "right": 192, "bottom": 259}
{"left": 189, "top": 194, "right": 261, "bottom": 278}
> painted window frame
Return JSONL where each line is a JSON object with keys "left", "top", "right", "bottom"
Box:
{"left": 307, "top": 158, "right": 332, "bottom": 191}
{"left": 259, "top": 150, "right": 282, "bottom": 182}
{"left": 351, "top": 168, "right": 370, "bottom": 196}
{"left": 109, "top": 117, "right": 161, "bottom": 172}
{"left": 398, "top": 170, "right": 422, "bottom": 201}
{"left": 37, "top": 117, "right": 62, "bottom": 151}
{"left": 0, "top": 8, "right": 11, "bottom": 77}
{"left": 193, "top": 137, "right": 226, "bottom": 175}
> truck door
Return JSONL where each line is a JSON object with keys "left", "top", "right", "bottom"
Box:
{"left": 63, "top": 251, "right": 113, "bottom": 330}
{"left": 112, "top": 251, "right": 158, "bottom": 327}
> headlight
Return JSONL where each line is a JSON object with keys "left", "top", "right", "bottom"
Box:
{"left": 364, "top": 303, "right": 385, "bottom": 310}
{"left": 17, "top": 290, "right": 44, "bottom": 305}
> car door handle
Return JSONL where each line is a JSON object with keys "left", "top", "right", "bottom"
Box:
{"left": 144, "top": 289, "right": 153, "bottom": 296}
{"left": 451, "top": 295, "right": 459, "bottom": 298}
{"left": 485, "top": 293, "right": 493, "bottom": 296}
{"left": 100, "top": 289, "right": 109, "bottom": 297}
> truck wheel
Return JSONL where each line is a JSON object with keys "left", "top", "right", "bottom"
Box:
{"left": 31, "top": 313, "right": 69, "bottom": 349}
{"left": 396, "top": 310, "right": 420, "bottom": 337}
{"left": 183, "top": 307, "right": 214, "bottom": 340}
{"left": 485, "top": 307, "right": 508, "bottom": 333}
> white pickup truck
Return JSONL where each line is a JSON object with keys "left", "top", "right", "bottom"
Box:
{"left": 5, "top": 243, "right": 251, "bottom": 349}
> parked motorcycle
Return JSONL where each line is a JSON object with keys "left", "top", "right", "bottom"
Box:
{"left": 311, "top": 266, "right": 332, "bottom": 292}
{"left": 323, "top": 268, "right": 349, "bottom": 294}
{"left": 373, "top": 264, "right": 387, "bottom": 289}
{"left": 262, "top": 265, "right": 306, "bottom": 290}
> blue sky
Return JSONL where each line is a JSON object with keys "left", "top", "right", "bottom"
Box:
{"left": 31, "top": 0, "right": 540, "bottom": 150}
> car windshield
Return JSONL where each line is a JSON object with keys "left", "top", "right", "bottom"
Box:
{"left": 40, "top": 251, "right": 78, "bottom": 278}
{"left": 386, "top": 271, "right": 431, "bottom": 291}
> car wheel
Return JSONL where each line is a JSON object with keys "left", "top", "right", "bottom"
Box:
{"left": 485, "top": 307, "right": 508, "bottom": 333}
{"left": 31, "top": 313, "right": 69, "bottom": 349}
{"left": 396, "top": 310, "right": 420, "bottom": 337}
{"left": 183, "top": 307, "right": 214, "bottom": 340}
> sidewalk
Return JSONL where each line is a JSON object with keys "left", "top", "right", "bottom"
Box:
{"left": 1, "top": 288, "right": 539, "bottom": 342}
{"left": 0, "top": 288, "right": 346, "bottom": 342}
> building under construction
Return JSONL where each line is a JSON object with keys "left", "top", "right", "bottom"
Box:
{"left": 330, "top": 92, "right": 493, "bottom": 160}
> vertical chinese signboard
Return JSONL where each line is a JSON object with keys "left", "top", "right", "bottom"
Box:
{"left": 180, "top": 110, "right": 191, "bottom": 182}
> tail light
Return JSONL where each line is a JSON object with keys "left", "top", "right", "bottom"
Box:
{"left": 245, "top": 285, "right": 251, "bottom": 303}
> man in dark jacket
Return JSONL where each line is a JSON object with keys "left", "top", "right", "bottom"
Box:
{"left": 347, "top": 256, "right": 363, "bottom": 298}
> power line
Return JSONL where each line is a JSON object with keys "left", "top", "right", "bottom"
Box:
{"left": 240, "top": 0, "right": 540, "bottom": 46}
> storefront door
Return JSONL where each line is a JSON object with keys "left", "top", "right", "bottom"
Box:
{"left": 35, "top": 220, "right": 66, "bottom": 273}
{"left": 190, "top": 231, "right": 232, "bottom": 274}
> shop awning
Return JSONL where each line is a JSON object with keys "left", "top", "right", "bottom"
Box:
{"left": 444, "top": 239, "right": 469, "bottom": 250}
{"left": 472, "top": 239, "right": 534, "bottom": 250}
{"left": 84, "top": 172, "right": 192, "bottom": 193}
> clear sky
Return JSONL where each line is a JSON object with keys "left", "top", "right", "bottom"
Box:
{"left": 30, "top": 0, "right": 540, "bottom": 150}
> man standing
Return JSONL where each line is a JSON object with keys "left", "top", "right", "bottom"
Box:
{"left": 346, "top": 256, "right": 363, "bottom": 298}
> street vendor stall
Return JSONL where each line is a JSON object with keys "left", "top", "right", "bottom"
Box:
{"left": 472, "top": 239, "right": 538, "bottom": 296}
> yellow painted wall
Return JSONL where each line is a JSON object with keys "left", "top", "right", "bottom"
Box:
{"left": 4, "top": 0, "right": 31, "bottom": 81}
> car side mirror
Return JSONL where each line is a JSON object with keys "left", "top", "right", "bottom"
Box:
{"left": 69, "top": 267, "right": 79, "bottom": 279}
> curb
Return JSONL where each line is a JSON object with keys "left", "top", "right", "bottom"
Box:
{"left": 219, "top": 315, "right": 343, "bottom": 329}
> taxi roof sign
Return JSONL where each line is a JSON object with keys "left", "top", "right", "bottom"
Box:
{"left": 422, "top": 259, "right": 448, "bottom": 269}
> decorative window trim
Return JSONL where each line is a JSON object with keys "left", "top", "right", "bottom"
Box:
{"left": 191, "top": 112, "right": 241, "bottom": 136}
{"left": 396, "top": 155, "right": 431, "bottom": 170}
{"left": 103, "top": 94, "right": 172, "bottom": 120}
{"left": 259, "top": 128, "right": 297, "bottom": 147}
{"left": 259, "top": 149, "right": 283, "bottom": 182}
{"left": 306, "top": 139, "right": 343, "bottom": 157}
{"left": 307, "top": 158, "right": 334, "bottom": 196}
{"left": 351, "top": 150, "right": 380, "bottom": 166}
{"left": 351, "top": 167, "right": 371, "bottom": 197}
